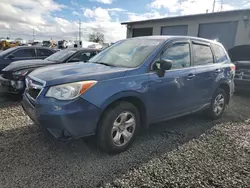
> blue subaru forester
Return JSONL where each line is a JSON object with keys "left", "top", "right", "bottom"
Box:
{"left": 22, "top": 36, "right": 235, "bottom": 153}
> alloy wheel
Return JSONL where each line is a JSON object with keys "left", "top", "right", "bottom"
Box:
{"left": 213, "top": 93, "right": 225, "bottom": 116}
{"left": 111, "top": 111, "right": 136, "bottom": 147}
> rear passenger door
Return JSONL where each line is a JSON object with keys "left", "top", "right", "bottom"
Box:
{"left": 191, "top": 41, "right": 219, "bottom": 106}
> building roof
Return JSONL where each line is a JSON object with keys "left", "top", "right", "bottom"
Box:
{"left": 121, "top": 8, "right": 250, "bottom": 25}
{"left": 125, "top": 35, "right": 220, "bottom": 44}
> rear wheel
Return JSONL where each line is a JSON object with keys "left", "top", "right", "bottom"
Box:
{"left": 207, "top": 88, "right": 227, "bottom": 119}
{"left": 97, "top": 102, "right": 140, "bottom": 153}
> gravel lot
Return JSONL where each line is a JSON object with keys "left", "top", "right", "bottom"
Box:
{"left": 0, "top": 93, "right": 250, "bottom": 188}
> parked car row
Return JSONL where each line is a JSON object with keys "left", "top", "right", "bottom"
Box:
{"left": 0, "top": 46, "right": 57, "bottom": 73}
{"left": 4, "top": 36, "right": 234, "bottom": 154}
{"left": 0, "top": 47, "right": 100, "bottom": 94}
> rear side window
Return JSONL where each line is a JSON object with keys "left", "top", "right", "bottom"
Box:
{"left": 37, "top": 49, "right": 53, "bottom": 57}
{"left": 193, "top": 44, "right": 213, "bottom": 66}
{"left": 212, "top": 44, "right": 228, "bottom": 63}
{"left": 12, "top": 49, "right": 36, "bottom": 58}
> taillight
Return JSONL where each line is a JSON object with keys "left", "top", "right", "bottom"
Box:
{"left": 230, "top": 64, "right": 236, "bottom": 72}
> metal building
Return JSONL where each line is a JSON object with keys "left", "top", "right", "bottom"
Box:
{"left": 121, "top": 9, "right": 250, "bottom": 50}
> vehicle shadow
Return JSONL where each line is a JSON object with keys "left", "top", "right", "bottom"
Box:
{"left": 0, "top": 93, "right": 21, "bottom": 109}
{"left": 0, "top": 106, "right": 246, "bottom": 188}
{"left": 234, "top": 90, "right": 250, "bottom": 98}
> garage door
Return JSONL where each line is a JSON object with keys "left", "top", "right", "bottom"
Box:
{"left": 161, "top": 25, "right": 188, "bottom": 36}
{"left": 198, "top": 21, "right": 238, "bottom": 50}
{"left": 132, "top": 28, "right": 153, "bottom": 37}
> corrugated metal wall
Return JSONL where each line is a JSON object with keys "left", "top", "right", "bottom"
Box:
{"left": 132, "top": 28, "right": 153, "bottom": 37}
{"left": 161, "top": 25, "right": 188, "bottom": 36}
{"left": 198, "top": 21, "right": 238, "bottom": 50}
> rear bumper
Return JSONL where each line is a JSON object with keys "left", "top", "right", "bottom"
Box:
{"left": 22, "top": 93, "right": 102, "bottom": 139}
{"left": 234, "top": 79, "right": 250, "bottom": 91}
{"left": 0, "top": 75, "right": 25, "bottom": 94}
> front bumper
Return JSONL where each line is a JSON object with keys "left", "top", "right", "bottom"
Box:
{"left": 22, "top": 93, "right": 102, "bottom": 140}
{"left": 0, "top": 75, "right": 25, "bottom": 94}
{"left": 234, "top": 79, "right": 250, "bottom": 91}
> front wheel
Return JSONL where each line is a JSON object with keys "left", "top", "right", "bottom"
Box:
{"left": 97, "top": 102, "right": 140, "bottom": 154}
{"left": 207, "top": 88, "right": 227, "bottom": 119}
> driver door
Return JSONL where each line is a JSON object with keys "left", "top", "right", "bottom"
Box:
{"left": 147, "top": 40, "right": 197, "bottom": 122}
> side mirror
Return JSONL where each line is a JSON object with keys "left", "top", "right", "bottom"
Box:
{"left": 7, "top": 54, "right": 15, "bottom": 59}
{"left": 156, "top": 59, "right": 172, "bottom": 77}
{"left": 160, "top": 59, "right": 172, "bottom": 70}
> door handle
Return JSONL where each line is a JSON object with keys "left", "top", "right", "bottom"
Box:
{"left": 214, "top": 69, "right": 221, "bottom": 73}
{"left": 187, "top": 74, "right": 196, "bottom": 80}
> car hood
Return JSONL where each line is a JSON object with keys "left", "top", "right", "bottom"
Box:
{"left": 228, "top": 45, "right": 250, "bottom": 62}
{"left": 28, "top": 62, "right": 129, "bottom": 86}
{"left": 3, "top": 59, "right": 58, "bottom": 72}
{"left": 234, "top": 61, "right": 250, "bottom": 69}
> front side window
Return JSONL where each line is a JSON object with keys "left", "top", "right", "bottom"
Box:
{"left": 162, "top": 43, "right": 191, "bottom": 69}
{"left": 193, "top": 43, "right": 213, "bottom": 66}
{"left": 212, "top": 44, "right": 228, "bottom": 63}
{"left": 69, "top": 52, "right": 95, "bottom": 62}
{"left": 89, "top": 38, "right": 165, "bottom": 68}
{"left": 152, "top": 42, "right": 191, "bottom": 71}
{"left": 12, "top": 49, "right": 36, "bottom": 58}
{"left": 45, "top": 49, "right": 76, "bottom": 63}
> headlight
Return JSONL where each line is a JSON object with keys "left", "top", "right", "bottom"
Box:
{"left": 13, "top": 70, "right": 29, "bottom": 77}
{"left": 46, "top": 80, "right": 97, "bottom": 100}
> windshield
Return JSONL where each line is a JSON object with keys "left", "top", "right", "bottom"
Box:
{"left": 45, "top": 49, "right": 76, "bottom": 62}
{"left": 89, "top": 38, "right": 164, "bottom": 68}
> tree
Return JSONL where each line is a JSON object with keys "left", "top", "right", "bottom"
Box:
{"left": 89, "top": 32, "right": 104, "bottom": 43}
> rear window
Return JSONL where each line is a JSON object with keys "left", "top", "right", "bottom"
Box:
{"left": 37, "top": 49, "right": 53, "bottom": 57}
{"left": 213, "top": 44, "right": 228, "bottom": 63}
{"left": 193, "top": 43, "right": 213, "bottom": 66}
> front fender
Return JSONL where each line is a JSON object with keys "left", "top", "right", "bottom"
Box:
{"left": 99, "top": 90, "right": 147, "bottom": 110}
{"left": 81, "top": 73, "right": 149, "bottom": 107}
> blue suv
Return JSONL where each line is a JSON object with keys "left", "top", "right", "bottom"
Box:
{"left": 22, "top": 36, "right": 235, "bottom": 153}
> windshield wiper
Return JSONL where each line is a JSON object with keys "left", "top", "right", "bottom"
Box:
{"left": 91, "top": 62, "right": 116, "bottom": 67}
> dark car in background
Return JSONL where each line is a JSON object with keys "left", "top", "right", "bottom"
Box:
{"left": 228, "top": 45, "right": 250, "bottom": 91}
{"left": 0, "top": 48, "right": 100, "bottom": 94}
{"left": 22, "top": 36, "right": 235, "bottom": 153}
{"left": 0, "top": 46, "right": 56, "bottom": 73}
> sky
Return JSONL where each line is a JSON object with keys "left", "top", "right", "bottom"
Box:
{"left": 0, "top": 0, "right": 249, "bottom": 43}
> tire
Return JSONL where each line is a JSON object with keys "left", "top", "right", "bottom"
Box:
{"left": 207, "top": 88, "right": 227, "bottom": 119}
{"left": 97, "top": 102, "right": 140, "bottom": 154}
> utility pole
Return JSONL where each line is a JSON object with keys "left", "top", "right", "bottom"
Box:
{"left": 212, "top": 0, "right": 216, "bottom": 12}
{"left": 221, "top": 0, "right": 223, "bottom": 11}
{"left": 8, "top": 30, "right": 10, "bottom": 39}
{"left": 79, "top": 19, "right": 81, "bottom": 47}
{"left": 33, "top": 28, "right": 35, "bottom": 41}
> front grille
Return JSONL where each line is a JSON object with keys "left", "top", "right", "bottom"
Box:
{"left": 25, "top": 77, "right": 44, "bottom": 99}
{"left": 235, "top": 69, "right": 250, "bottom": 80}
{"left": 27, "top": 88, "right": 41, "bottom": 99}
